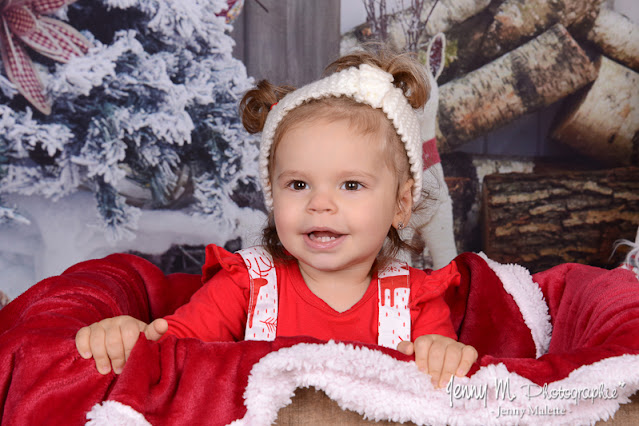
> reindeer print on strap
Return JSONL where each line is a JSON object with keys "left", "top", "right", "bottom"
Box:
{"left": 238, "top": 247, "right": 278, "bottom": 341}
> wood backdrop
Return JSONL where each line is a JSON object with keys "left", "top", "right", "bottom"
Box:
{"left": 231, "top": 0, "right": 341, "bottom": 87}
{"left": 225, "top": 1, "right": 638, "bottom": 273}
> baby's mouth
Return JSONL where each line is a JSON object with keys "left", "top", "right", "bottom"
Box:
{"left": 308, "top": 230, "right": 342, "bottom": 243}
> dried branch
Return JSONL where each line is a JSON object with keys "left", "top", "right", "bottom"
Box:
{"left": 362, "top": 0, "right": 441, "bottom": 52}
{"left": 363, "top": 0, "right": 389, "bottom": 42}
{"left": 396, "top": 0, "right": 427, "bottom": 52}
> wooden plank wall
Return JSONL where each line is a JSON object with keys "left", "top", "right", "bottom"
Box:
{"left": 231, "top": 0, "right": 341, "bottom": 87}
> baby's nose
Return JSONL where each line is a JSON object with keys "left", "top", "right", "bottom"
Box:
{"left": 307, "top": 189, "right": 337, "bottom": 213}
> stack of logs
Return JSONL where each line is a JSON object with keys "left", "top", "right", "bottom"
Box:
{"left": 445, "top": 0, "right": 639, "bottom": 272}
{"left": 436, "top": 0, "right": 638, "bottom": 161}
{"left": 345, "top": 0, "right": 639, "bottom": 272}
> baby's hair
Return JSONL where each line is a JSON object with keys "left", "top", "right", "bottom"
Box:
{"left": 239, "top": 48, "right": 434, "bottom": 270}
{"left": 240, "top": 48, "right": 430, "bottom": 134}
{"left": 240, "top": 80, "right": 296, "bottom": 134}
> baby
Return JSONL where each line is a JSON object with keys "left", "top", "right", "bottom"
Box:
{"left": 76, "top": 48, "right": 478, "bottom": 388}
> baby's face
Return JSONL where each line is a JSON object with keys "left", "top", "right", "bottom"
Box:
{"left": 270, "top": 119, "right": 401, "bottom": 277}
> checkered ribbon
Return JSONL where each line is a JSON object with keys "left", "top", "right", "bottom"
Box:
{"left": 0, "top": 0, "right": 91, "bottom": 115}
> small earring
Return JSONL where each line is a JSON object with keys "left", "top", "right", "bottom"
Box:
{"left": 397, "top": 222, "right": 404, "bottom": 230}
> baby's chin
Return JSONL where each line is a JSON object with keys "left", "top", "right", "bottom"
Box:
{"left": 295, "top": 254, "right": 376, "bottom": 276}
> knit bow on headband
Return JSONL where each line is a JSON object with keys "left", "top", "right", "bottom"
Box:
{"left": 259, "top": 64, "right": 423, "bottom": 210}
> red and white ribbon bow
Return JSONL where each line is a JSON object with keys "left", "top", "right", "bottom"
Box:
{"left": 0, "top": 0, "right": 91, "bottom": 115}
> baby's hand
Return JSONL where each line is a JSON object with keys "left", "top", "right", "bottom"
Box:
{"left": 397, "top": 335, "right": 478, "bottom": 388}
{"left": 75, "top": 315, "right": 168, "bottom": 375}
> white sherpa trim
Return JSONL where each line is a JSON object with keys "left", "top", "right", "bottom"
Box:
{"left": 86, "top": 400, "right": 150, "bottom": 426}
{"left": 260, "top": 64, "right": 423, "bottom": 209}
{"left": 619, "top": 233, "right": 639, "bottom": 281}
{"left": 231, "top": 341, "right": 639, "bottom": 426}
{"left": 478, "top": 253, "right": 552, "bottom": 357}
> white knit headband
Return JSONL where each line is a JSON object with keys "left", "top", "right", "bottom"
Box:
{"left": 260, "top": 63, "right": 423, "bottom": 210}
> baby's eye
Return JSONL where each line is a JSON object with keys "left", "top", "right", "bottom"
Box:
{"left": 287, "top": 180, "right": 307, "bottom": 190}
{"left": 341, "top": 181, "right": 363, "bottom": 191}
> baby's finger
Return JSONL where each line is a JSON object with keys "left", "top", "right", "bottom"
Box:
{"left": 104, "top": 327, "right": 126, "bottom": 375}
{"left": 456, "top": 345, "right": 479, "bottom": 377}
{"left": 396, "top": 340, "right": 414, "bottom": 355}
{"left": 439, "top": 344, "right": 463, "bottom": 388}
{"left": 414, "top": 336, "right": 434, "bottom": 373}
{"left": 75, "top": 326, "right": 92, "bottom": 359}
{"left": 121, "top": 321, "right": 143, "bottom": 364}
{"left": 88, "top": 325, "right": 111, "bottom": 375}
{"left": 427, "top": 341, "right": 447, "bottom": 387}
{"left": 145, "top": 318, "right": 168, "bottom": 341}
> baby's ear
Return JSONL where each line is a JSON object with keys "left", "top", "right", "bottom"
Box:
{"left": 395, "top": 178, "right": 414, "bottom": 224}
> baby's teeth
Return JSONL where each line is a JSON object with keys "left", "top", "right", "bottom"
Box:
{"left": 313, "top": 235, "right": 336, "bottom": 242}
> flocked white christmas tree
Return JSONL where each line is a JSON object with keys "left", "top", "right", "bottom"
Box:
{"left": 0, "top": 0, "right": 261, "bottom": 241}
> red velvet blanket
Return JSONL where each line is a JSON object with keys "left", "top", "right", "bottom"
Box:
{"left": 1, "top": 251, "right": 638, "bottom": 425}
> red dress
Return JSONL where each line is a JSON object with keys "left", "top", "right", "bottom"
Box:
{"left": 164, "top": 245, "right": 459, "bottom": 345}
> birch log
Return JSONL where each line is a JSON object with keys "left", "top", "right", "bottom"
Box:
{"left": 481, "top": 0, "right": 604, "bottom": 59}
{"left": 552, "top": 56, "right": 639, "bottom": 167}
{"left": 585, "top": 8, "right": 639, "bottom": 72}
{"left": 437, "top": 25, "right": 596, "bottom": 153}
{"left": 420, "top": 0, "right": 491, "bottom": 36}
{"left": 482, "top": 167, "right": 639, "bottom": 273}
{"left": 439, "top": 7, "right": 495, "bottom": 84}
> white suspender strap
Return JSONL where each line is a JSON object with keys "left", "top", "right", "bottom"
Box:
{"left": 238, "top": 246, "right": 278, "bottom": 341}
{"left": 237, "top": 247, "right": 410, "bottom": 347}
{"left": 377, "top": 261, "right": 411, "bottom": 349}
